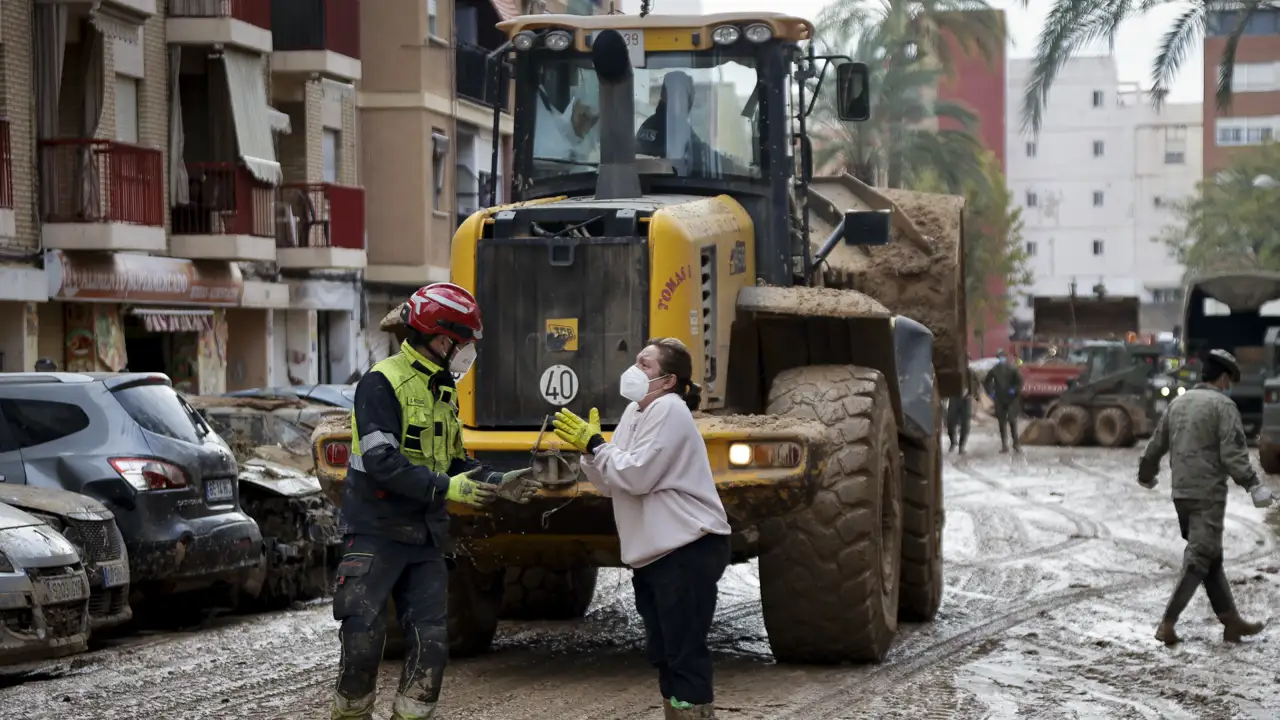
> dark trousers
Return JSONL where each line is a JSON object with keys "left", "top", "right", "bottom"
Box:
{"left": 994, "top": 400, "right": 1020, "bottom": 448}
{"left": 332, "top": 534, "right": 449, "bottom": 704}
{"left": 945, "top": 396, "right": 971, "bottom": 449}
{"left": 1165, "top": 499, "right": 1236, "bottom": 621}
{"left": 632, "top": 533, "right": 730, "bottom": 705}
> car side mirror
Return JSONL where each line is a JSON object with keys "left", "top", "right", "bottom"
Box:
{"left": 842, "top": 209, "right": 891, "bottom": 246}
{"left": 835, "top": 62, "right": 870, "bottom": 122}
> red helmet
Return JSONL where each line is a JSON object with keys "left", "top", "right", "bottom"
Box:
{"left": 402, "top": 283, "right": 483, "bottom": 343}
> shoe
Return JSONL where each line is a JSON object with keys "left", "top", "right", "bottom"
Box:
{"left": 999, "top": 446, "right": 1008, "bottom": 454}
{"left": 390, "top": 694, "right": 437, "bottom": 719}
{"left": 331, "top": 691, "right": 375, "bottom": 720}
{"left": 1155, "top": 619, "right": 1181, "bottom": 646}
{"left": 958, "top": 446, "right": 966, "bottom": 455}
{"left": 669, "top": 700, "right": 717, "bottom": 720}
{"left": 1220, "top": 612, "right": 1265, "bottom": 643}
{"left": 663, "top": 699, "right": 679, "bottom": 720}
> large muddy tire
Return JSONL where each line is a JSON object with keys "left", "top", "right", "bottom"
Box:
{"left": 899, "top": 377, "right": 943, "bottom": 622}
{"left": 759, "top": 365, "right": 903, "bottom": 664}
{"left": 1051, "top": 405, "right": 1091, "bottom": 447}
{"left": 1093, "top": 407, "right": 1134, "bottom": 448}
{"left": 500, "top": 567, "right": 598, "bottom": 620}
{"left": 1261, "top": 444, "right": 1280, "bottom": 474}
{"left": 447, "top": 557, "right": 505, "bottom": 658}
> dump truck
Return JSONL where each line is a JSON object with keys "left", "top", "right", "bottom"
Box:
{"left": 313, "top": 11, "right": 964, "bottom": 664}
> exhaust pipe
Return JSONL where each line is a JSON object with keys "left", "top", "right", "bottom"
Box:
{"left": 591, "top": 30, "right": 642, "bottom": 200}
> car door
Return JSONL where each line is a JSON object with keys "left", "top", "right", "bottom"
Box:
{"left": 0, "top": 404, "right": 27, "bottom": 484}
{"left": 0, "top": 394, "right": 92, "bottom": 487}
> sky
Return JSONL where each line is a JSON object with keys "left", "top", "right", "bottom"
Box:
{"left": 612, "top": 0, "right": 1205, "bottom": 104}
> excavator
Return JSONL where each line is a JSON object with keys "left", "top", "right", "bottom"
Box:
{"left": 313, "top": 11, "right": 966, "bottom": 664}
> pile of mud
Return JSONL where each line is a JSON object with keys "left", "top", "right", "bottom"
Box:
{"left": 187, "top": 395, "right": 310, "bottom": 412}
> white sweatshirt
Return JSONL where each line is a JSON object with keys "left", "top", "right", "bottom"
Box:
{"left": 581, "top": 393, "right": 731, "bottom": 568}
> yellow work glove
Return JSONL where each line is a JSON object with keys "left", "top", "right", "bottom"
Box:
{"left": 446, "top": 468, "right": 496, "bottom": 508}
{"left": 552, "top": 407, "right": 601, "bottom": 453}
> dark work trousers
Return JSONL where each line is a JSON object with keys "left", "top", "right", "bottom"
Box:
{"left": 631, "top": 532, "right": 731, "bottom": 706}
{"left": 945, "top": 396, "right": 971, "bottom": 450}
{"left": 1165, "top": 499, "right": 1235, "bottom": 621}
{"left": 332, "top": 534, "right": 449, "bottom": 705}
{"left": 994, "top": 400, "right": 1020, "bottom": 449}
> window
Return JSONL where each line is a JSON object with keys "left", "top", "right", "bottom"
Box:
{"left": 115, "top": 75, "right": 139, "bottom": 144}
{"left": 112, "top": 383, "right": 208, "bottom": 445}
{"left": 1026, "top": 191, "right": 1038, "bottom": 208}
{"left": 1093, "top": 191, "right": 1104, "bottom": 207}
{"left": 1216, "top": 117, "right": 1280, "bottom": 146}
{"left": 431, "top": 130, "right": 449, "bottom": 211}
{"left": 1164, "top": 125, "right": 1187, "bottom": 163}
{"left": 427, "top": 0, "right": 438, "bottom": 37}
{"left": 1152, "top": 288, "right": 1183, "bottom": 304}
{"left": 0, "top": 399, "right": 90, "bottom": 449}
{"left": 1165, "top": 150, "right": 1185, "bottom": 164}
{"left": 1025, "top": 241, "right": 1037, "bottom": 257}
{"left": 1026, "top": 141, "right": 1037, "bottom": 157}
{"left": 1093, "top": 140, "right": 1105, "bottom": 157}
{"left": 478, "top": 170, "right": 493, "bottom": 206}
{"left": 1092, "top": 239, "right": 1104, "bottom": 256}
{"left": 322, "top": 129, "right": 339, "bottom": 184}
{"left": 1249, "top": 126, "right": 1274, "bottom": 143}
{"left": 1153, "top": 196, "right": 1164, "bottom": 208}
{"left": 1092, "top": 90, "right": 1104, "bottom": 108}
{"left": 1234, "top": 62, "right": 1280, "bottom": 92}
{"left": 1025, "top": 296, "right": 1035, "bottom": 309}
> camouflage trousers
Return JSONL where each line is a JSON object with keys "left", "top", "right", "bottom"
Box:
{"left": 1164, "top": 499, "right": 1237, "bottom": 621}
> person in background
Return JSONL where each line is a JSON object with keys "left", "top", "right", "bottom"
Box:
{"left": 1138, "top": 349, "right": 1273, "bottom": 646}
{"left": 533, "top": 86, "right": 599, "bottom": 168}
{"left": 983, "top": 348, "right": 1023, "bottom": 453}
{"left": 34, "top": 359, "right": 58, "bottom": 372}
{"left": 553, "top": 338, "right": 731, "bottom": 720}
{"left": 946, "top": 354, "right": 980, "bottom": 454}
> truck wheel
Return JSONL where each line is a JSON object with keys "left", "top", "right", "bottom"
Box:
{"left": 448, "top": 557, "right": 504, "bottom": 658}
{"left": 1261, "top": 445, "right": 1280, "bottom": 474}
{"left": 500, "top": 567, "right": 598, "bottom": 620}
{"left": 1051, "top": 405, "right": 1091, "bottom": 446}
{"left": 1093, "top": 407, "right": 1134, "bottom": 448}
{"left": 760, "top": 365, "right": 903, "bottom": 664}
{"left": 899, "top": 377, "right": 943, "bottom": 622}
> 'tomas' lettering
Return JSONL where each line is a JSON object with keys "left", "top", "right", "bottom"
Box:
{"left": 657, "top": 265, "right": 692, "bottom": 311}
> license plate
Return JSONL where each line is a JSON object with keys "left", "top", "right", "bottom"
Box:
{"left": 43, "top": 575, "right": 86, "bottom": 604}
{"left": 205, "top": 478, "right": 235, "bottom": 503}
{"left": 101, "top": 561, "right": 129, "bottom": 588}
{"left": 591, "top": 29, "right": 644, "bottom": 66}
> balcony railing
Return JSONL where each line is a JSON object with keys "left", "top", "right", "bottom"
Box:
{"left": 39, "top": 140, "right": 163, "bottom": 226}
{"left": 172, "top": 162, "right": 277, "bottom": 237}
{"left": 456, "top": 43, "right": 505, "bottom": 110}
{"left": 0, "top": 120, "right": 11, "bottom": 210}
{"left": 170, "top": 0, "right": 272, "bottom": 30}
{"left": 270, "top": 0, "right": 359, "bottom": 59}
{"left": 278, "top": 183, "right": 365, "bottom": 250}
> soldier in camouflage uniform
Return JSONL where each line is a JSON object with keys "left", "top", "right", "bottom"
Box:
{"left": 983, "top": 348, "right": 1023, "bottom": 453}
{"left": 946, "top": 356, "right": 980, "bottom": 454}
{"left": 1138, "top": 349, "right": 1275, "bottom": 645}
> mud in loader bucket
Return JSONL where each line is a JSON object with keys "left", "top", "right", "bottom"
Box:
{"left": 1019, "top": 419, "right": 1058, "bottom": 446}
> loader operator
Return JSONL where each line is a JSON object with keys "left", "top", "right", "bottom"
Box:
{"left": 983, "top": 348, "right": 1023, "bottom": 452}
{"left": 1137, "top": 348, "right": 1274, "bottom": 647}
{"left": 637, "top": 71, "right": 715, "bottom": 174}
{"left": 946, "top": 355, "right": 980, "bottom": 454}
{"left": 329, "top": 282, "right": 542, "bottom": 720}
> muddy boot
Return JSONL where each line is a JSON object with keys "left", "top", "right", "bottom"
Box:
{"left": 663, "top": 700, "right": 679, "bottom": 720}
{"left": 669, "top": 699, "right": 717, "bottom": 720}
{"left": 958, "top": 445, "right": 966, "bottom": 455}
{"left": 1157, "top": 569, "right": 1202, "bottom": 646}
{"left": 390, "top": 694, "right": 437, "bottom": 719}
{"left": 330, "top": 691, "right": 375, "bottom": 720}
{"left": 1220, "top": 612, "right": 1265, "bottom": 643}
{"left": 1155, "top": 619, "right": 1181, "bottom": 646}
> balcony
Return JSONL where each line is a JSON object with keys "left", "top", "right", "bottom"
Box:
{"left": 168, "top": 0, "right": 273, "bottom": 55}
{"left": 171, "top": 163, "right": 278, "bottom": 262}
{"left": 39, "top": 139, "right": 165, "bottom": 252}
{"left": 0, "top": 120, "right": 13, "bottom": 240}
{"left": 276, "top": 183, "right": 366, "bottom": 269}
{"left": 269, "top": 0, "right": 361, "bottom": 82}
{"left": 456, "top": 43, "right": 506, "bottom": 110}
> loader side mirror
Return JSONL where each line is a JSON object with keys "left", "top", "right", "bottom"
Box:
{"left": 836, "top": 62, "right": 870, "bottom": 122}
{"left": 841, "top": 209, "right": 891, "bottom": 246}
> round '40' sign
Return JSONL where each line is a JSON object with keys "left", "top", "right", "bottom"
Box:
{"left": 540, "top": 365, "right": 579, "bottom": 406}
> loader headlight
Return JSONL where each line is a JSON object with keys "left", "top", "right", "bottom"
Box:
{"left": 744, "top": 23, "right": 773, "bottom": 43}
{"left": 513, "top": 31, "right": 537, "bottom": 51}
{"left": 727, "top": 442, "right": 803, "bottom": 469}
{"left": 1160, "top": 386, "right": 1170, "bottom": 397}
{"left": 711, "top": 25, "right": 741, "bottom": 45}
{"left": 544, "top": 30, "right": 572, "bottom": 51}
{"left": 728, "top": 443, "right": 753, "bottom": 467}
{"left": 1177, "top": 386, "right": 1186, "bottom": 396}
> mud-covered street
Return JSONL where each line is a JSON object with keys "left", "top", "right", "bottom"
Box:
{"left": 5, "top": 422, "right": 1279, "bottom": 720}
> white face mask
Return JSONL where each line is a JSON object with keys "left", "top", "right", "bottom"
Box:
{"left": 619, "top": 365, "right": 669, "bottom": 403}
{"left": 449, "top": 343, "right": 478, "bottom": 377}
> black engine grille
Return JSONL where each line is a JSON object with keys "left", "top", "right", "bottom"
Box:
{"left": 473, "top": 234, "right": 650, "bottom": 428}
{"left": 44, "top": 602, "right": 87, "bottom": 639}
{"left": 66, "top": 519, "right": 123, "bottom": 564}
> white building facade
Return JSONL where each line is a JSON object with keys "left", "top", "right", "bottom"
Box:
{"left": 1006, "top": 57, "right": 1202, "bottom": 333}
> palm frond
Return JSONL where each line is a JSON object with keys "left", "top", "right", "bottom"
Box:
{"left": 1149, "top": 6, "right": 1204, "bottom": 110}
{"left": 1216, "top": 1, "right": 1267, "bottom": 113}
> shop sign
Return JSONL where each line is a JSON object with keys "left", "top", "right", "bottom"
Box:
{"left": 45, "top": 250, "right": 244, "bottom": 306}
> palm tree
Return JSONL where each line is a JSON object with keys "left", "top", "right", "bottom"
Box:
{"left": 817, "top": 0, "right": 1005, "bottom": 70}
{"left": 1018, "top": 0, "right": 1268, "bottom": 134}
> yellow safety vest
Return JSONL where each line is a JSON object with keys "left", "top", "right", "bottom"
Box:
{"left": 349, "top": 341, "right": 464, "bottom": 475}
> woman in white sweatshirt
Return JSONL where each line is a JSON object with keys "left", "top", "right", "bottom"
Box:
{"left": 553, "top": 337, "right": 731, "bottom": 720}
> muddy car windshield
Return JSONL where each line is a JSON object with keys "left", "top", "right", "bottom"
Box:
{"left": 521, "top": 50, "right": 764, "bottom": 183}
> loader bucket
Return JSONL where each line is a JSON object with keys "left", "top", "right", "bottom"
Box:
{"left": 1019, "top": 419, "right": 1057, "bottom": 446}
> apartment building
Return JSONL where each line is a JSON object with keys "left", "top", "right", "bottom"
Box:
{"left": 1203, "top": 7, "right": 1280, "bottom": 177}
{"left": 1007, "top": 56, "right": 1201, "bottom": 336}
{"left": 0, "top": 0, "right": 366, "bottom": 391}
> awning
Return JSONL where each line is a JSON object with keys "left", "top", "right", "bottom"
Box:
{"left": 267, "top": 106, "right": 292, "bottom": 135}
{"left": 45, "top": 249, "right": 244, "bottom": 306}
{"left": 222, "top": 49, "right": 282, "bottom": 185}
{"left": 490, "top": 0, "right": 521, "bottom": 21}
{"left": 132, "top": 308, "right": 214, "bottom": 333}
{"left": 90, "top": 5, "right": 144, "bottom": 43}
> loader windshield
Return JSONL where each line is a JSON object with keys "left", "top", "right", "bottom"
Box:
{"left": 520, "top": 49, "right": 765, "bottom": 185}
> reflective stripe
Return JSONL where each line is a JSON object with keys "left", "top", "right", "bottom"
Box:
{"left": 424, "top": 292, "right": 470, "bottom": 314}
{"left": 361, "top": 430, "right": 399, "bottom": 451}
{"left": 349, "top": 454, "right": 366, "bottom": 472}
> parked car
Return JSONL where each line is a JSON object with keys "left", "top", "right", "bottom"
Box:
{"left": 0, "top": 484, "right": 130, "bottom": 631}
{"left": 224, "top": 384, "right": 355, "bottom": 410}
{"left": 0, "top": 501, "right": 91, "bottom": 665}
{"left": 0, "top": 373, "right": 263, "bottom": 601}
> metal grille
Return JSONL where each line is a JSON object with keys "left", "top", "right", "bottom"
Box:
{"left": 89, "top": 587, "right": 128, "bottom": 620}
{"left": 44, "top": 602, "right": 87, "bottom": 639}
{"left": 67, "top": 519, "right": 123, "bottom": 563}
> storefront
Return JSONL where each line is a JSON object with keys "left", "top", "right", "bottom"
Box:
{"left": 44, "top": 250, "right": 243, "bottom": 394}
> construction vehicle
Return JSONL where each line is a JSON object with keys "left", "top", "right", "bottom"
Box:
{"left": 313, "top": 12, "right": 965, "bottom": 664}
{"left": 1031, "top": 293, "right": 1140, "bottom": 342}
